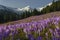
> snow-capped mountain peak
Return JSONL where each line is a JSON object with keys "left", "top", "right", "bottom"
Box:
{"left": 37, "top": 2, "right": 52, "bottom": 11}
{"left": 47, "top": 2, "right": 52, "bottom": 6}
{"left": 17, "top": 6, "right": 31, "bottom": 11}
{"left": 37, "top": 7, "right": 44, "bottom": 11}
{"left": 0, "top": 2, "right": 53, "bottom": 14}
{"left": 16, "top": 2, "right": 52, "bottom": 12}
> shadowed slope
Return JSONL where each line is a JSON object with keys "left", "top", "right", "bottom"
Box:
{"left": 0, "top": 11, "right": 60, "bottom": 25}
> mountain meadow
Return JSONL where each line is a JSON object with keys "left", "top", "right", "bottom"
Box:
{"left": 0, "top": 0, "right": 60, "bottom": 40}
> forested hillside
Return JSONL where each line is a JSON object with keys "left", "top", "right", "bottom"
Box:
{"left": 41, "top": 0, "right": 60, "bottom": 14}
{"left": 0, "top": 0, "right": 60, "bottom": 23}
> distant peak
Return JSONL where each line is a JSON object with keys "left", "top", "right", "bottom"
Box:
{"left": 47, "top": 2, "right": 52, "bottom": 6}
{"left": 17, "top": 5, "right": 31, "bottom": 11}
{"left": 25, "top": 6, "right": 30, "bottom": 8}
{"left": 37, "top": 2, "right": 52, "bottom": 11}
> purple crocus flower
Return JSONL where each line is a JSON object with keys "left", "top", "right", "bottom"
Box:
{"left": 57, "top": 29, "right": 60, "bottom": 36}
{"left": 52, "top": 36, "right": 60, "bottom": 40}
{"left": 36, "top": 36, "right": 42, "bottom": 40}
{"left": 2, "top": 29, "right": 10, "bottom": 39}
{"left": 28, "top": 34, "right": 35, "bottom": 40}
{"left": 0, "top": 33, "right": 3, "bottom": 40}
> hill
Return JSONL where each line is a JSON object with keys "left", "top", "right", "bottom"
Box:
{"left": 1, "top": 11, "right": 60, "bottom": 25}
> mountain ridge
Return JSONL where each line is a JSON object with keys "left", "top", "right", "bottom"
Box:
{"left": 0, "top": 2, "right": 52, "bottom": 12}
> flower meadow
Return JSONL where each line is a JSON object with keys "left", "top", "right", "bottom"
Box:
{"left": 0, "top": 17, "right": 60, "bottom": 40}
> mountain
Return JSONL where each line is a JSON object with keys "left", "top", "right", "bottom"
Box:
{"left": 0, "top": 5, "right": 12, "bottom": 11}
{"left": 15, "top": 6, "right": 33, "bottom": 12}
{"left": 15, "top": 2, "right": 52, "bottom": 12}
{"left": 0, "top": 5, "right": 6, "bottom": 9}
{"left": 37, "top": 2, "right": 52, "bottom": 11}
{"left": 0, "top": 2, "right": 52, "bottom": 13}
{"left": 0, "top": 5, "right": 16, "bottom": 13}
{"left": 0, "top": 1, "right": 60, "bottom": 23}
{"left": 0, "top": 5, "right": 24, "bottom": 14}
{"left": 17, "top": 6, "right": 31, "bottom": 11}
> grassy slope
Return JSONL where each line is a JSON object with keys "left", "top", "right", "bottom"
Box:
{"left": 0, "top": 11, "right": 60, "bottom": 25}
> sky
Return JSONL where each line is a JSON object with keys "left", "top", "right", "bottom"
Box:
{"left": 0, "top": 0, "right": 53, "bottom": 8}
